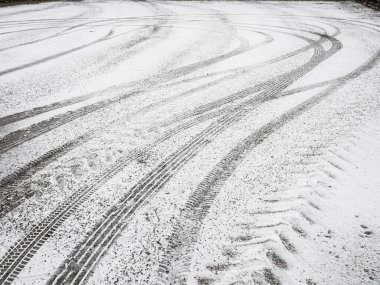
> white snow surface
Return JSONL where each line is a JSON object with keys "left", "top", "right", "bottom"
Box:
{"left": 0, "top": 1, "right": 379, "bottom": 285}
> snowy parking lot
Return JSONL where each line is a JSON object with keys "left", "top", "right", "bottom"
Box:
{"left": 0, "top": 1, "right": 379, "bottom": 284}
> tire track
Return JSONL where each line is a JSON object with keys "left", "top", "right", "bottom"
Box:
{"left": 0, "top": 14, "right": 112, "bottom": 53}
{"left": 0, "top": 8, "right": 247, "bottom": 218}
{"left": 0, "top": 11, "right": 255, "bottom": 278}
{"left": 0, "top": 16, "right": 336, "bottom": 264}
{"left": 0, "top": 95, "right": 235, "bottom": 219}
{"left": 0, "top": 20, "right": 156, "bottom": 77}
{"left": 43, "top": 30, "right": 340, "bottom": 285}
{"left": 0, "top": 104, "right": 232, "bottom": 284}
{"left": 0, "top": 22, "right": 325, "bottom": 148}
{"left": 0, "top": 25, "right": 256, "bottom": 128}
{"left": 0, "top": 27, "right": 117, "bottom": 77}
{"left": 0, "top": 27, "right": 328, "bottom": 285}
{"left": 0, "top": 2, "right": 169, "bottom": 127}
{"left": 0, "top": 26, "right": 63, "bottom": 36}
{"left": 0, "top": 3, "right": 169, "bottom": 76}
{"left": 0, "top": 26, "right": 313, "bottom": 217}
{"left": 157, "top": 50, "right": 380, "bottom": 285}
{"left": 0, "top": 132, "right": 88, "bottom": 217}
{"left": 157, "top": 21, "right": 335, "bottom": 91}
{"left": 0, "top": 22, "right": 160, "bottom": 127}
{"left": 0, "top": 20, "right": 324, "bottom": 129}
{"left": 0, "top": 25, "right": 327, "bottom": 208}
{"left": 0, "top": 14, "right": 247, "bottom": 154}
{"left": 0, "top": 22, "right": 331, "bottom": 224}
{"left": 156, "top": 26, "right": 340, "bottom": 131}
{"left": 0, "top": 11, "right": 288, "bottom": 128}
{"left": 0, "top": 20, "right": 170, "bottom": 153}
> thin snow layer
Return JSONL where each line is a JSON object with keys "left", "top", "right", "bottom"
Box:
{"left": 184, "top": 69, "right": 380, "bottom": 285}
{"left": 0, "top": 1, "right": 379, "bottom": 285}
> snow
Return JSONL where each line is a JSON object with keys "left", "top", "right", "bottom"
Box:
{"left": 0, "top": 1, "right": 379, "bottom": 285}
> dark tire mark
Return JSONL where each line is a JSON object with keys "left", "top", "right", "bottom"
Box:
{"left": 0, "top": 132, "right": 88, "bottom": 218}
{"left": 0, "top": 26, "right": 61, "bottom": 36}
{"left": 157, "top": 48, "right": 380, "bottom": 283}
{"left": 264, "top": 268, "right": 282, "bottom": 285}
{"left": 0, "top": 25, "right": 333, "bottom": 216}
{"left": 0, "top": 28, "right": 115, "bottom": 77}
{"left": 279, "top": 234, "right": 297, "bottom": 253}
{"left": 0, "top": 15, "right": 366, "bottom": 283}
{"left": 0, "top": 27, "right": 302, "bottom": 219}
{"left": 156, "top": 28, "right": 340, "bottom": 131}
{"left": 0, "top": 9, "right": 242, "bottom": 217}
{"left": 0, "top": 18, "right": 248, "bottom": 153}
{"left": 0, "top": 95, "right": 230, "bottom": 219}
{"left": 0, "top": 64, "right": 257, "bottom": 283}
{"left": 0, "top": 17, "right": 107, "bottom": 52}
{"left": 0, "top": 81, "right": 216, "bottom": 217}
{"left": 0, "top": 23, "right": 160, "bottom": 127}
{"left": 266, "top": 251, "right": 288, "bottom": 269}
{"left": 47, "top": 31, "right": 338, "bottom": 285}
{"left": 0, "top": 149, "right": 142, "bottom": 284}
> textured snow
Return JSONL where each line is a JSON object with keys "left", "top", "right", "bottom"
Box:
{"left": 0, "top": 1, "right": 379, "bottom": 285}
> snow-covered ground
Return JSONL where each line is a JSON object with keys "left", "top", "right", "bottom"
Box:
{"left": 0, "top": 1, "right": 379, "bottom": 284}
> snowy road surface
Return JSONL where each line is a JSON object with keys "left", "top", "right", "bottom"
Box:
{"left": 0, "top": 1, "right": 379, "bottom": 284}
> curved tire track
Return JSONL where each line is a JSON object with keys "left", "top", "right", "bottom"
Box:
{"left": 0, "top": 27, "right": 315, "bottom": 217}
{"left": 0, "top": 18, "right": 249, "bottom": 154}
{"left": 0, "top": 16, "right": 348, "bottom": 284}
{"left": 45, "top": 30, "right": 339, "bottom": 285}
{"left": 157, "top": 51, "right": 380, "bottom": 285}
